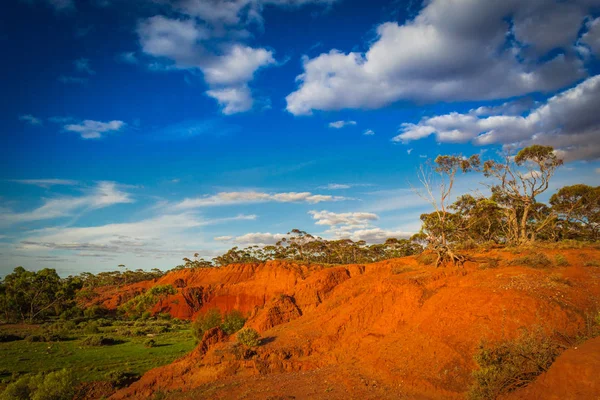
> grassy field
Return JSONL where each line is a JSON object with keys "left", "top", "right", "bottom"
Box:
{"left": 0, "top": 319, "right": 196, "bottom": 390}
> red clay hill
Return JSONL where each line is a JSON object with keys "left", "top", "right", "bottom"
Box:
{"left": 89, "top": 247, "right": 600, "bottom": 399}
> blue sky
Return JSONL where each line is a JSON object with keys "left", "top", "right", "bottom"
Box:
{"left": 1, "top": 0, "right": 600, "bottom": 276}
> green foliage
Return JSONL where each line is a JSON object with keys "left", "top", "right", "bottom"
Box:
{"left": 469, "top": 329, "right": 561, "bottom": 400}
{"left": 0, "top": 267, "right": 82, "bottom": 323}
{"left": 508, "top": 253, "right": 553, "bottom": 269}
{"left": 191, "top": 309, "right": 247, "bottom": 340}
{"left": 550, "top": 184, "right": 600, "bottom": 241}
{"left": 221, "top": 310, "right": 246, "bottom": 335}
{"left": 105, "top": 370, "right": 141, "bottom": 389}
{"left": 192, "top": 309, "right": 222, "bottom": 341}
{"left": 81, "top": 335, "right": 117, "bottom": 347}
{"left": 0, "top": 369, "right": 76, "bottom": 400}
{"left": 83, "top": 305, "right": 108, "bottom": 320}
{"left": 118, "top": 285, "right": 177, "bottom": 319}
{"left": 554, "top": 254, "right": 569, "bottom": 267}
{"left": 236, "top": 328, "right": 260, "bottom": 347}
{"left": 83, "top": 321, "right": 100, "bottom": 334}
{"left": 144, "top": 339, "right": 157, "bottom": 348}
{"left": 77, "top": 268, "right": 164, "bottom": 289}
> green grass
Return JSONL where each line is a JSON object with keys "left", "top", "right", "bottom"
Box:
{"left": 0, "top": 321, "right": 196, "bottom": 389}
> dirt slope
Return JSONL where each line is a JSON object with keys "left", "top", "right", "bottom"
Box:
{"left": 104, "top": 248, "right": 600, "bottom": 399}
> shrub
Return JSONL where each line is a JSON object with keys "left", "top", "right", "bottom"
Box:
{"left": 584, "top": 259, "right": 600, "bottom": 267}
{"left": 0, "top": 369, "right": 76, "bottom": 400}
{"left": 221, "top": 310, "right": 246, "bottom": 335}
{"left": 83, "top": 321, "right": 100, "bottom": 334}
{"left": 157, "top": 312, "right": 172, "bottom": 320}
{"left": 105, "top": 371, "right": 140, "bottom": 389}
{"left": 81, "top": 335, "right": 117, "bottom": 346}
{"left": 141, "top": 311, "right": 152, "bottom": 320}
{"left": 554, "top": 254, "right": 569, "bottom": 267}
{"left": 507, "top": 253, "right": 553, "bottom": 269}
{"left": 479, "top": 257, "right": 500, "bottom": 270}
{"left": 417, "top": 252, "right": 436, "bottom": 265}
{"left": 192, "top": 309, "right": 222, "bottom": 341}
{"left": 237, "top": 328, "right": 260, "bottom": 347}
{"left": 83, "top": 305, "right": 108, "bottom": 319}
{"left": 144, "top": 339, "right": 157, "bottom": 348}
{"left": 469, "top": 329, "right": 561, "bottom": 400}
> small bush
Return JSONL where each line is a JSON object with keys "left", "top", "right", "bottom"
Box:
{"left": 479, "top": 257, "right": 500, "bottom": 270}
{"left": 508, "top": 253, "right": 553, "bottom": 269}
{"left": 221, "top": 310, "right": 246, "bottom": 335}
{"left": 554, "top": 254, "right": 569, "bottom": 267}
{"left": 416, "top": 252, "right": 436, "bottom": 265}
{"left": 141, "top": 311, "right": 152, "bottom": 320}
{"left": 0, "top": 369, "right": 76, "bottom": 400}
{"left": 83, "top": 305, "right": 108, "bottom": 319}
{"left": 237, "top": 328, "right": 260, "bottom": 347}
{"left": 157, "top": 312, "right": 171, "bottom": 320}
{"left": 469, "top": 329, "right": 561, "bottom": 400}
{"left": 81, "top": 335, "right": 118, "bottom": 347}
{"left": 83, "top": 321, "right": 100, "bottom": 334}
{"left": 25, "top": 333, "right": 67, "bottom": 343}
{"left": 144, "top": 339, "right": 157, "bottom": 348}
{"left": 192, "top": 309, "right": 222, "bottom": 341}
{"left": 105, "top": 371, "right": 141, "bottom": 389}
{"left": 584, "top": 259, "right": 600, "bottom": 267}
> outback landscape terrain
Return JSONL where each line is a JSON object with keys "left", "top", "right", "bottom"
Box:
{"left": 3, "top": 0, "right": 600, "bottom": 399}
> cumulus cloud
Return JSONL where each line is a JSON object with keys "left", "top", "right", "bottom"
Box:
{"left": 581, "top": 17, "right": 600, "bottom": 56}
{"left": 137, "top": 16, "right": 275, "bottom": 114}
{"left": 286, "top": 0, "right": 591, "bottom": 115}
{"left": 175, "top": 191, "right": 346, "bottom": 209}
{"left": 309, "top": 210, "right": 378, "bottom": 227}
{"left": 64, "top": 120, "right": 126, "bottom": 139}
{"left": 0, "top": 182, "right": 133, "bottom": 226}
{"left": 19, "top": 114, "right": 43, "bottom": 126}
{"left": 328, "top": 120, "right": 356, "bottom": 129}
{"left": 363, "top": 129, "right": 375, "bottom": 136}
{"left": 393, "top": 74, "right": 600, "bottom": 162}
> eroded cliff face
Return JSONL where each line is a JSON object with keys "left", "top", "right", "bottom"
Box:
{"left": 101, "top": 249, "right": 600, "bottom": 400}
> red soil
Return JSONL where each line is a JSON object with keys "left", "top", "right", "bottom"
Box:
{"left": 98, "top": 248, "right": 600, "bottom": 399}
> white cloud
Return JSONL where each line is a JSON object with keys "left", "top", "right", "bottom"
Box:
{"left": 10, "top": 179, "right": 79, "bottom": 188}
{"left": 393, "top": 74, "right": 600, "bottom": 161}
{"left": 64, "top": 120, "right": 126, "bottom": 139}
{"left": 19, "top": 114, "right": 43, "bottom": 126}
{"left": 175, "top": 191, "right": 347, "bottom": 209}
{"left": 309, "top": 210, "right": 378, "bottom": 227}
{"left": 0, "top": 182, "right": 133, "bottom": 226}
{"left": 74, "top": 58, "right": 95, "bottom": 75}
{"left": 320, "top": 183, "right": 350, "bottom": 190}
{"left": 206, "top": 85, "right": 253, "bottom": 114}
{"left": 363, "top": 129, "right": 375, "bottom": 136}
{"left": 214, "top": 235, "right": 233, "bottom": 241}
{"left": 137, "top": 16, "right": 274, "bottom": 114}
{"left": 407, "top": 148, "right": 413, "bottom": 155}
{"left": 328, "top": 120, "right": 356, "bottom": 129}
{"left": 285, "top": 0, "right": 590, "bottom": 115}
{"left": 581, "top": 17, "right": 600, "bottom": 56}
{"left": 334, "top": 227, "right": 413, "bottom": 242}
{"left": 17, "top": 213, "right": 255, "bottom": 256}
{"left": 215, "top": 232, "right": 285, "bottom": 246}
